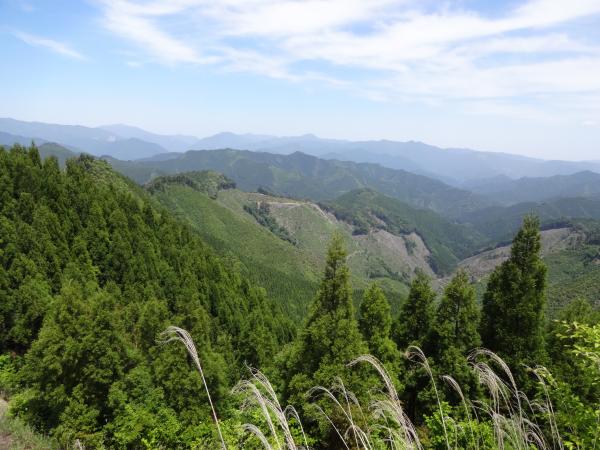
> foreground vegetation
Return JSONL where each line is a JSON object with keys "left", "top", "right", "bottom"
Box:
{"left": 0, "top": 145, "right": 598, "bottom": 448}
{"left": 0, "top": 399, "right": 57, "bottom": 450}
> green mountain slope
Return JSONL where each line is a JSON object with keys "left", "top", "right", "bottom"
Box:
{"left": 0, "top": 145, "right": 292, "bottom": 447}
{"left": 462, "top": 196, "right": 600, "bottom": 243}
{"left": 467, "top": 171, "right": 600, "bottom": 205}
{"left": 148, "top": 175, "right": 319, "bottom": 318}
{"left": 147, "top": 172, "right": 491, "bottom": 314}
{"left": 455, "top": 221, "right": 600, "bottom": 314}
{"left": 107, "top": 149, "right": 490, "bottom": 217}
{"left": 321, "top": 189, "right": 487, "bottom": 274}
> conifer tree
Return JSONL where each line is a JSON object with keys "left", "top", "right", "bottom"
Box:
{"left": 393, "top": 271, "right": 436, "bottom": 420}
{"left": 394, "top": 271, "right": 436, "bottom": 351}
{"left": 285, "top": 233, "right": 369, "bottom": 446}
{"left": 359, "top": 283, "right": 401, "bottom": 365}
{"left": 480, "top": 215, "right": 547, "bottom": 381}
{"left": 429, "top": 270, "right": 480, "bottom": 397}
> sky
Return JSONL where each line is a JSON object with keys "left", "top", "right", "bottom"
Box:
{"left": 1, "top": 0, "right": 600, "bottom": 160}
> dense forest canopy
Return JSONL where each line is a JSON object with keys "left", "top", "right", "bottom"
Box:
{"left": 0, "top": 145, "right": 292, "bottom": 447}
{"left": 0, "top": 145, "right": 598, "bottom": 449}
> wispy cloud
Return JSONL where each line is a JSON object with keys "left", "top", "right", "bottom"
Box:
{"left": 15, "top": 0, "right": 35, "bottom": 12}
{"left": 93, "top": 0, "right": 600, "bottom": 117}
{"left": 13, "top": 31, "right": 86, "bottom": 60}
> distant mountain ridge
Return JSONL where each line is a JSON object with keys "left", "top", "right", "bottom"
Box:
{"left": 106, "top": 148, "right": 491, "bottom": 218}
{"left": 465, "top": 171, "right": 600, "bottom": 205}
{"left": 181, "top": 132, "right": 600, "bottom": 182}
{"left": 2, "top": 118, "right": 600, "bottom": 183}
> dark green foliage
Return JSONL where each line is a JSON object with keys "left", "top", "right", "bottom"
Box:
{"left": 393, "top": 272, "right": 437, "bottom": 420}
{"left": 104, "top": 148, "right": 489, "bottom": 217}
{"left": 283, "top": 233, "right": 369, "bottom": 446}
{"left": 145, "top": 170, "right": 236, "bottom": 198}
{"left": 358, "top": 284, "right": 401, "bottom": 365}
{"left": 0, "top": 144, "right": 291, "bottom": 447}
{"left": 393, "top": 272, "right": 436, "bottom": 351}
{"left": 462, "top": 197, "right": 600, "bottom": 243}
{"left": 480, "top": 216, "right": 547, "bottom": 384}
{"left": 429, "top": 270, "right": 481, "bottom": 398}
{"left": 244, "top": 201, "right": 297, "bottom": 245}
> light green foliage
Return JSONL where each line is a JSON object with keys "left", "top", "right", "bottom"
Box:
{"left": 544, "top": 229, "right": 600, "bottom": 315}
{"left": 542, "top": 320, "right": 600, "bottom": 448}
{"left": 424, "top": 402, "right": 495, "bottom": 450}
{"left": 148, "top": 176, "right": 413, "bottom": 319}
{"left": 243, "top": 201, "right": 297, "bottom": 245}
{"left": 0, "top": 403, "right": 58, "bottom": 450}
{"left": 0, "top": 354, "right": 19, "bottom": 398}
{"left": 149, "top": 180, "right": 318, "bottom": 318}
{"left": 481, "top": 215, "right": 547, "bottom": 384}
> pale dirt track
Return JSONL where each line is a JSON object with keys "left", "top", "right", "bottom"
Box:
{"left": 0, "top": 397, "right": 12, "bottom": 449}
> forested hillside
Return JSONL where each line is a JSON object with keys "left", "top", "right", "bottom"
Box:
{"left": 0, "top": 145, "right": 599, "bottom": 449}
{"left": 461, "top": 196, "right": 600, "bottom": 243}
{"left": 322, "top": 189, "right": 486, "bottom": 274}
{"left": 144, "top": 172, "right": 492, "bottom": 315}
{"left": 104, "top": 149, "right": 490, "bottom": 217}
{"left": 465, "top": 171, "right": 600, "bottom": 205}
{"left": 146, "top": 171, "right": 320, "bottom": 318}
{"left": 0, "top": 145, "right": 292, "bottom": 447}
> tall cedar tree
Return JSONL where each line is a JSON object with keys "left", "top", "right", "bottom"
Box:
{"left": 393, "top": 271, "right": 436, "bottom": 420}
{"left": 285, "top": 233, "right": 369, "bottom": 448}
{"left": 394, "top": 271, "right": 436, "bottom": 351}
{"left": 429, "top": 270, "right": 481, "bottom": 399}
{"left": 480, "top": 215, "right": 547, "bottom": 384}
{"left": 0, "top": 145, "right": 291, "bottom": 448}
{"left": 359, "top": 284, "right": 402, "bottom": 367}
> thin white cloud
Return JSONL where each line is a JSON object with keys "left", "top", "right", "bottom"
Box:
{"left": 16, "top": 0, "right": 35, "bottom": 12}
{"left": 94, "top": 0, "right": 600, "bottom": 119}
{"left": 13, "top": 31, "right": 86, "bottom": 60}
{"left": 100, "top": 0, "right": 202, "bottom": 64}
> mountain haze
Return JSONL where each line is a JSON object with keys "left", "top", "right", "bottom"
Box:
{"left": 106, "top": 148, "right": 490, "bottom": 217}
{"left": 2, "top": 119, "right": 600, "bottom": 183}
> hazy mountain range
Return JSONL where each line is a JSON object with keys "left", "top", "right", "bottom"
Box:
{"left": 2, "top": 118, "right": 599, "bottom": 183}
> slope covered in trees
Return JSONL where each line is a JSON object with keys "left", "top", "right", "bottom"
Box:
{"left": 103, "top": 148, "right": 490, "bottom": 217}
{"left": 0, "top": 145, "right": 292, "bottom": 447}
{"left": 461, "top": 196, "right": 600, "bottom": 243}
{"left": 146, "top": 171, "right": 320, "bottom": 318}
{"left": 144, "top": 172, "right": 489, "bottom": 316}
{"left": 322, "top": 188, "right": 486, "bottom": 274}
{"left": 0, "top": 144, "right": 599, "bottom": 448}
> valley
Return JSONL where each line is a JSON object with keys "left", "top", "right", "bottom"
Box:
{"left": 27, "top": 136, "right": 600, "bottom": 316}
{"left": 2, "top": 122, "right": 600, "bottom": 448}
{"left": 142, "top": 169, "right": 600, "bottom": 318}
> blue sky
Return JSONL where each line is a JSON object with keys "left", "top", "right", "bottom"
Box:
{"left": 1, "top": 0, "right": 600, "bottom": 160}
